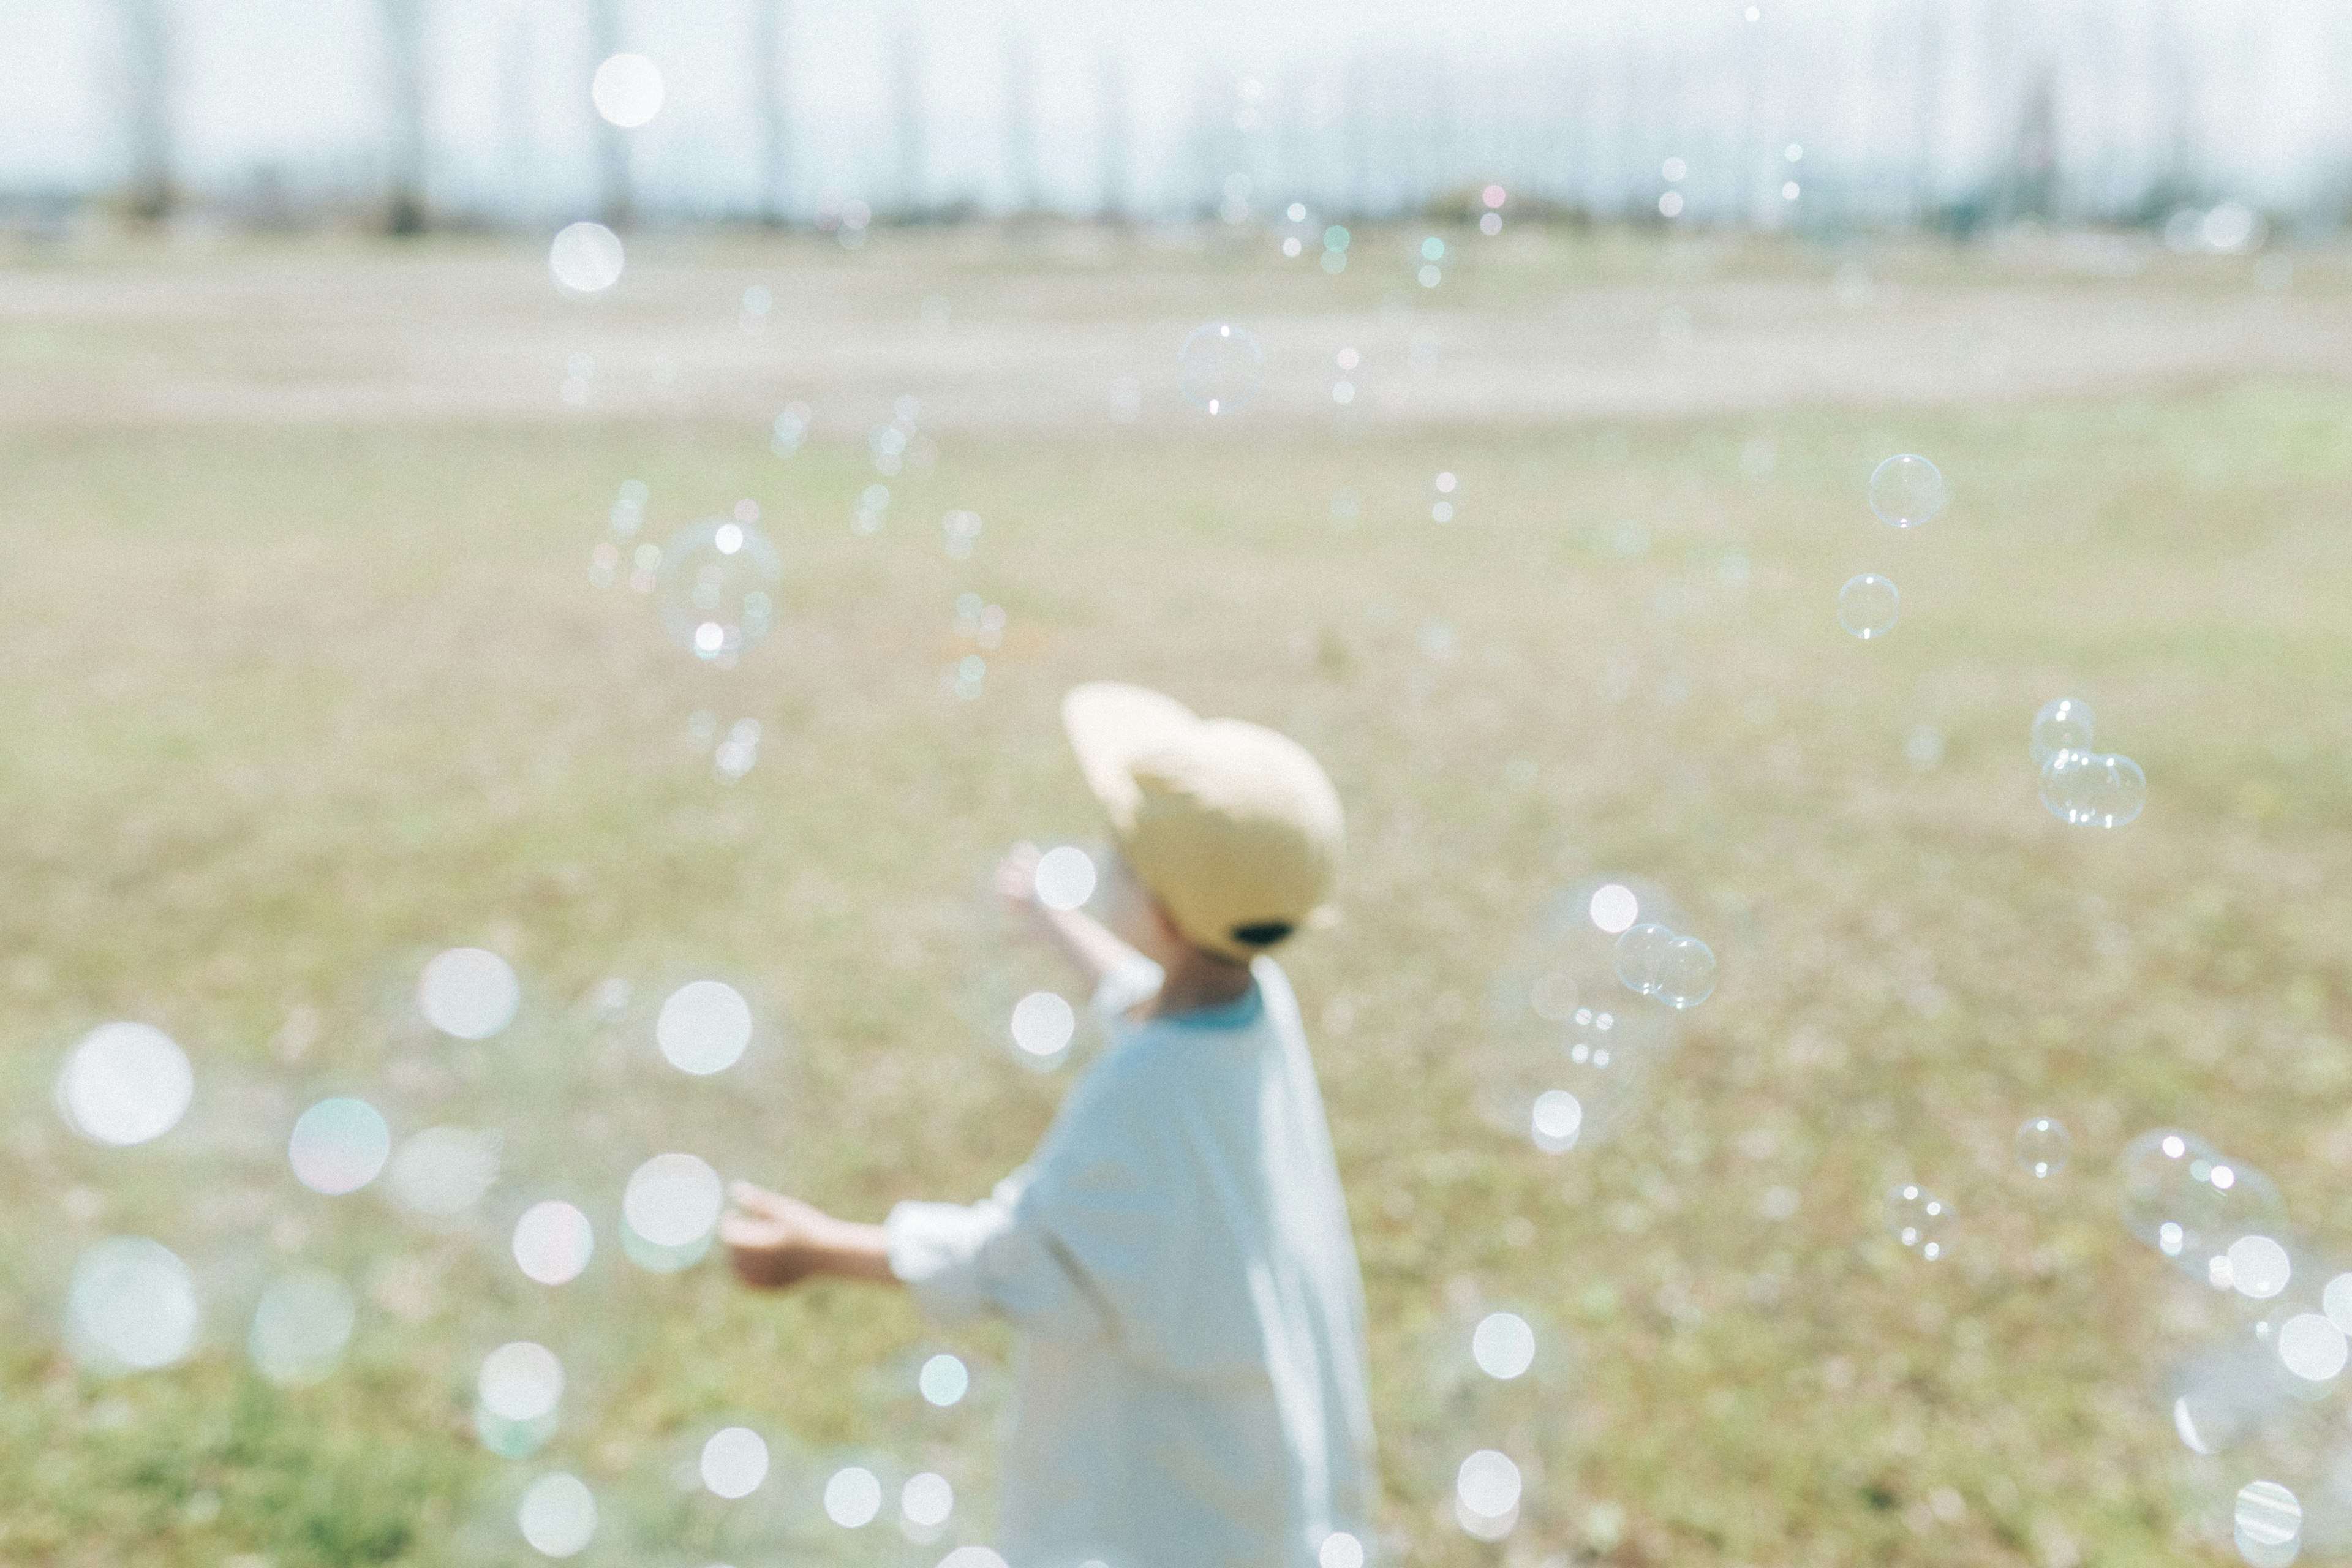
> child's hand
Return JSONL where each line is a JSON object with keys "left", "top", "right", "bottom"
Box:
{"left": 995, "top": 840, "right": 1044, "bottom": 916}
{"left": 719, "top": 1182, "right": 840, "bottom": 1290}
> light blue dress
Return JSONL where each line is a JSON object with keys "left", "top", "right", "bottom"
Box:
{"left": 886, "top": 959, "right": 1378, "bottom": 1568}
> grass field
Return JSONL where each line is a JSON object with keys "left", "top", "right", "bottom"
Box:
{"left": 3, "top": 225, "right": 2351, "bottom": 1568}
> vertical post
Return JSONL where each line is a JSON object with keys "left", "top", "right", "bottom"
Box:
{"left": 380, "top": 0, "right": 429, "bottom": 234}
{"left": 586, "top": 0, "right": 633, "bottom": 228}
{"left": 1096, "top": 43, "right": 1128, "bottom": 222}
{"left": 116, "top": 0, "right": 173, "bottom": 223}
{"left": 892, "top": 10, "right": 924, "bottom": 220}
{"left": 753, "top": 0, "right": 791, "bottom": 225}
{"left": 1004, "top": 28, "right": 1039, "bottom": 216}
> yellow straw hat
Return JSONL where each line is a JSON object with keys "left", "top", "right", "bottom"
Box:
{"left": 1062, "top": 682, "right": 1344, "bottom": 962}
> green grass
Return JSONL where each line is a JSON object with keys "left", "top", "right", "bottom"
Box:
{"left": 3, "top": 235, "right": 2351, "bottom": 1568}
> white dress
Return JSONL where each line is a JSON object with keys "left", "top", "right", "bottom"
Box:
{"left": 885, "top": 958, "right": 1378, "bottom": 1568}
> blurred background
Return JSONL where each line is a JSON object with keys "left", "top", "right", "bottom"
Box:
{"left": 6, "top": 5, "right": 2352, "bottom": 1568}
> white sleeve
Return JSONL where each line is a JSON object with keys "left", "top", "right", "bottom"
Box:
{"left": 883, "top": 1174, "right": 1113, "bottom": 1340}
{"left": 1089, "top": 956, "right": 1163, "bottom": 1023}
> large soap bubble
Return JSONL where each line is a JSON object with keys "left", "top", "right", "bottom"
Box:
{"left": 590, "top": 53, "right": 663, "bottom": 128}
{"left": 548, "top": 222, "right": 625, "bottom": 295}
{"left": 2119, "top": 1129, "right": 2285, "bottom": 1280}
{"left": 656, "top": 981, "right": 753, "bottom": 1075}
{"left": 418, "top": 948, "right": 519, "bottom": 1039}
{"left": 1838, "top": 573, "right": 1900, "bottom": 639}
{"left": 288, "top": 1097, "right": 391, "bottom": 1194}
{"left": 2040, "top": 750, "right": 2146, "bottom": 828}
{"left": 2029, "top": 697, "right": 2096, "bottom": 768}
{"left": 518, "top": 1472, "right": 597, "bottom": 1558}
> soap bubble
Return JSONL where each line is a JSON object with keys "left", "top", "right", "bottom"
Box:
{"left": 1178, "top": 322, "right": 1264, "bottom": 416}
{"left": 2278, "top": 1314, "right": 2347, "bottom": 1382}
{"left": 1471, "top": 1311, "right": 1536, "bottom": 1379}
{"left": 624, "top": 1152, "right": 723, "bottom": 1250}
{"left": 824, "top": 1466, "right": 882, "bottom": 1527}
{"left": 2325, "top": 1274, "right": 2352, "bottom": 1334}
{"left": 2119, "top": 1129, "right": 2285, "bottom": 1278}
{"left": 1868, "top": 454, "right": 1946, "bottom": 527}
{"left": 2236, "top": 1480, "right": 2302, "bottom": 1568}
{"left": 480, "top": 1341, "right": 565, "bottom": 1422}
{"left": 1033, "top": 846, "right": 1096, "bottom": 911}
{"left": 1455, "top": 1449, "right": 1522, "bottom": 1536}
{"left": 1654, "top": 935, "right": 1716, "bottom": 1009}
{"left": 1613, "top": 924, "right": 1674, "bottom": 995}
{"left": 699, "top": 1427, "right": 769, "bottom": 1498}
{"left": 1011, "top": 992, "right": 1076, "bottom": 1058}
{"left": 548, "top": 222, "right": 624, "bottom": 295}
{"left": 1319, "top": 1534, "right": 1366, "bottom": 1568}
{"left": 1886, "top": 1184, "right": 1953, "bottom": 1260}
{"left": 2016, "top": 1117, "right": 2071, "bottom": 1178}
{"left": 418, "top": 948, "right": 519, "bottom": 1039}
{"left": 2029, "top": 698, "right": 2096, "bottom": 768}
{"left": 1530, "top": 1089, "right": 1583, "bottom": 1153}
{"left": 918, "top": 1352, "right": 970, "bottom": 1406}
{"left": 288, "top": 1097, "right": 391, "bottom": 1194}
{"left": 656, "top": 518, "right": 782, "bottom": 660}
{"left": 2039, "top": 750, "right": 2146, "bottom": 828}
{"left": 512, "top": 1200, "right": 595, "bottom": 1285}
{"left": 1838, "top": 573, "right": 1900, "bottom": 639}
{"left": 249, "top": 1268, "right": 356, "bottom": 1385}
{"left": 900, "top": 1471, "right": 954, "bottom": 1528}
{"left": 57, "top": 1022, "right": 192, "bottom": 1146}
{"left": 657, "top": 981, "right": 753, "bottom": 1075}
{"left": 388, "top": 1126, "right": 500, "bottom": 1218}
{"left": 2228, "top": 1235, "right": 2293, "bottom": 1300}
{"left": 1587, "top": 883, "right": 1639, "bottom": 934}
{"left": 66, "top": 1237, "right": 198, "bottom": 1372}
{"left": 518, "top": 1472, "right": 597, "bottom": 1558}
{"left": 590, "top": 53, "right": 663, "bottom": 128}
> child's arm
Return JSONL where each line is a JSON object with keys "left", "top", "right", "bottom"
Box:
{"left": 720, "top": 1182, "right": 898, "bottom": 1289}
{"left": 995, "top": 841, "right": 1147, "bottom": 992}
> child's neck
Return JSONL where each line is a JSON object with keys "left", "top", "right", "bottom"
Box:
{"left": 1147, "top": 948, "right": 1256, "bottom": 1019}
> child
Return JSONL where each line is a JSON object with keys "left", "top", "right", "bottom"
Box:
{"left": 720, "top": 681, "right": 1378, "bottom": 1568}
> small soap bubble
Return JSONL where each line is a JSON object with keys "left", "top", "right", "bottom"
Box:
{"left": 249, "top": 1268, "right": 356, "bottom": 1386}
{"left": 699, "top": 1427, "right": 769, "bottom": 1498}
{"left": 2039, "top": 750, "right": 2146, "bottom": 828}
{"left": 655, "top": 518, "right": 782, "bottom": 660}
{"left": 388, "top": 1126, "right": 500, "bottom": 1218}
{"left": 2228, "top": 1235, "right": 2292, "bottom": 1300}
{"left": 1868, "top": 454, "right": 1946, "bottom": 527}
{"left": 1838, "top": 574, "right": 1900, "bottom": 639}
{"left": 288, "top": 1097, "right": 391, "bottom": 1195}
{"left": 512, "top": 1200, "right": 595, "bottom": 1285}
{"left": 548, "top": 223, "right": 624, "bottom": 295}
{"left": 1010, "top": 992, "right": 1076, "bottom": 1058}
{"left": 590, "top": 53, "right": 664, "bottom": 127}
{"left": 1033, "top": 846, "right": 1097, "bottom": 911}
{"left": 2236, "top": 1480, "right": 2302, "bottom": 1567}
{"left": 918, "top": 1352, "right": 970, "bottom": 1406}
{"left": 1530, "top": 1089, "right": 1583, "bottom": 1153}
{"left": 418, "top": 948, "right": 520, "bottom": 1039}
{"left": 623, "top": 1152, "right": 723, "bottom": 1251}
{"left": 1654, "top": 935, "right": 1716, "bottom": 1009}
{"left": 1320, "top": 1534, "right": 1366, "bottom": 1568}
{"left": 1471, "top": 1311, "right": 1536, "bottom": 1379}
{"left": 479, "top": 1341, "right": 565, "bottom": 1423}
{"left": 518, "top": 1472, "right": 597, "bottom": 1558}
{"left": 824, "top": 1466, "right": 883, "bottom": 1527}
{"left": 1455, "top": 1449, "right": 1522, "bottom": 1532}
{"left": 2016, "top": 1117, "right": 2071, "bottom": 1178}
{"left": 900, "top": 1472, "right": 954, "bottom": 1528}
{"left": 57, "top": 1022, "right": 193, "bottom": 1146}
{"left": 656, "top": 981, "right": 753, "bottom": 1075}
{"left": 1885, "top": 1184, "right": 1953, "bottom": 1261}
{"left": 1613, "top": 923, "right": 1673, "bottom": 995}
{"left": 1178, "top": 322, "right": 1264, "bottom": 416}
{"left": 2277, "top": 1314, "right": 2347, "bottom": 1382}
{"left": 2029, "top": 697, "right": 2096, "bottom": 768}
{"left": 66, "top": 1237, "right": 199, "bottom": 1372}
{"left": 2119, "top": 1129, "right": 2285, "bottom": 1277}
{"left": 1587, "top": 883, "right": 1638, "bottom": 934}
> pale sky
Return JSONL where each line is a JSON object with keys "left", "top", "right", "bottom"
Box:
{"left": 4, "top": 0, "right": 2348, "bottom": 221}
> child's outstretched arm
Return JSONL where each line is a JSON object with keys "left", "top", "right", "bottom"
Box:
{"left": 720, "top": 1182, "right": 897, "bottom": 1290}
{"left": 995, "top": 840, "right": 1146, "bottom": 992}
